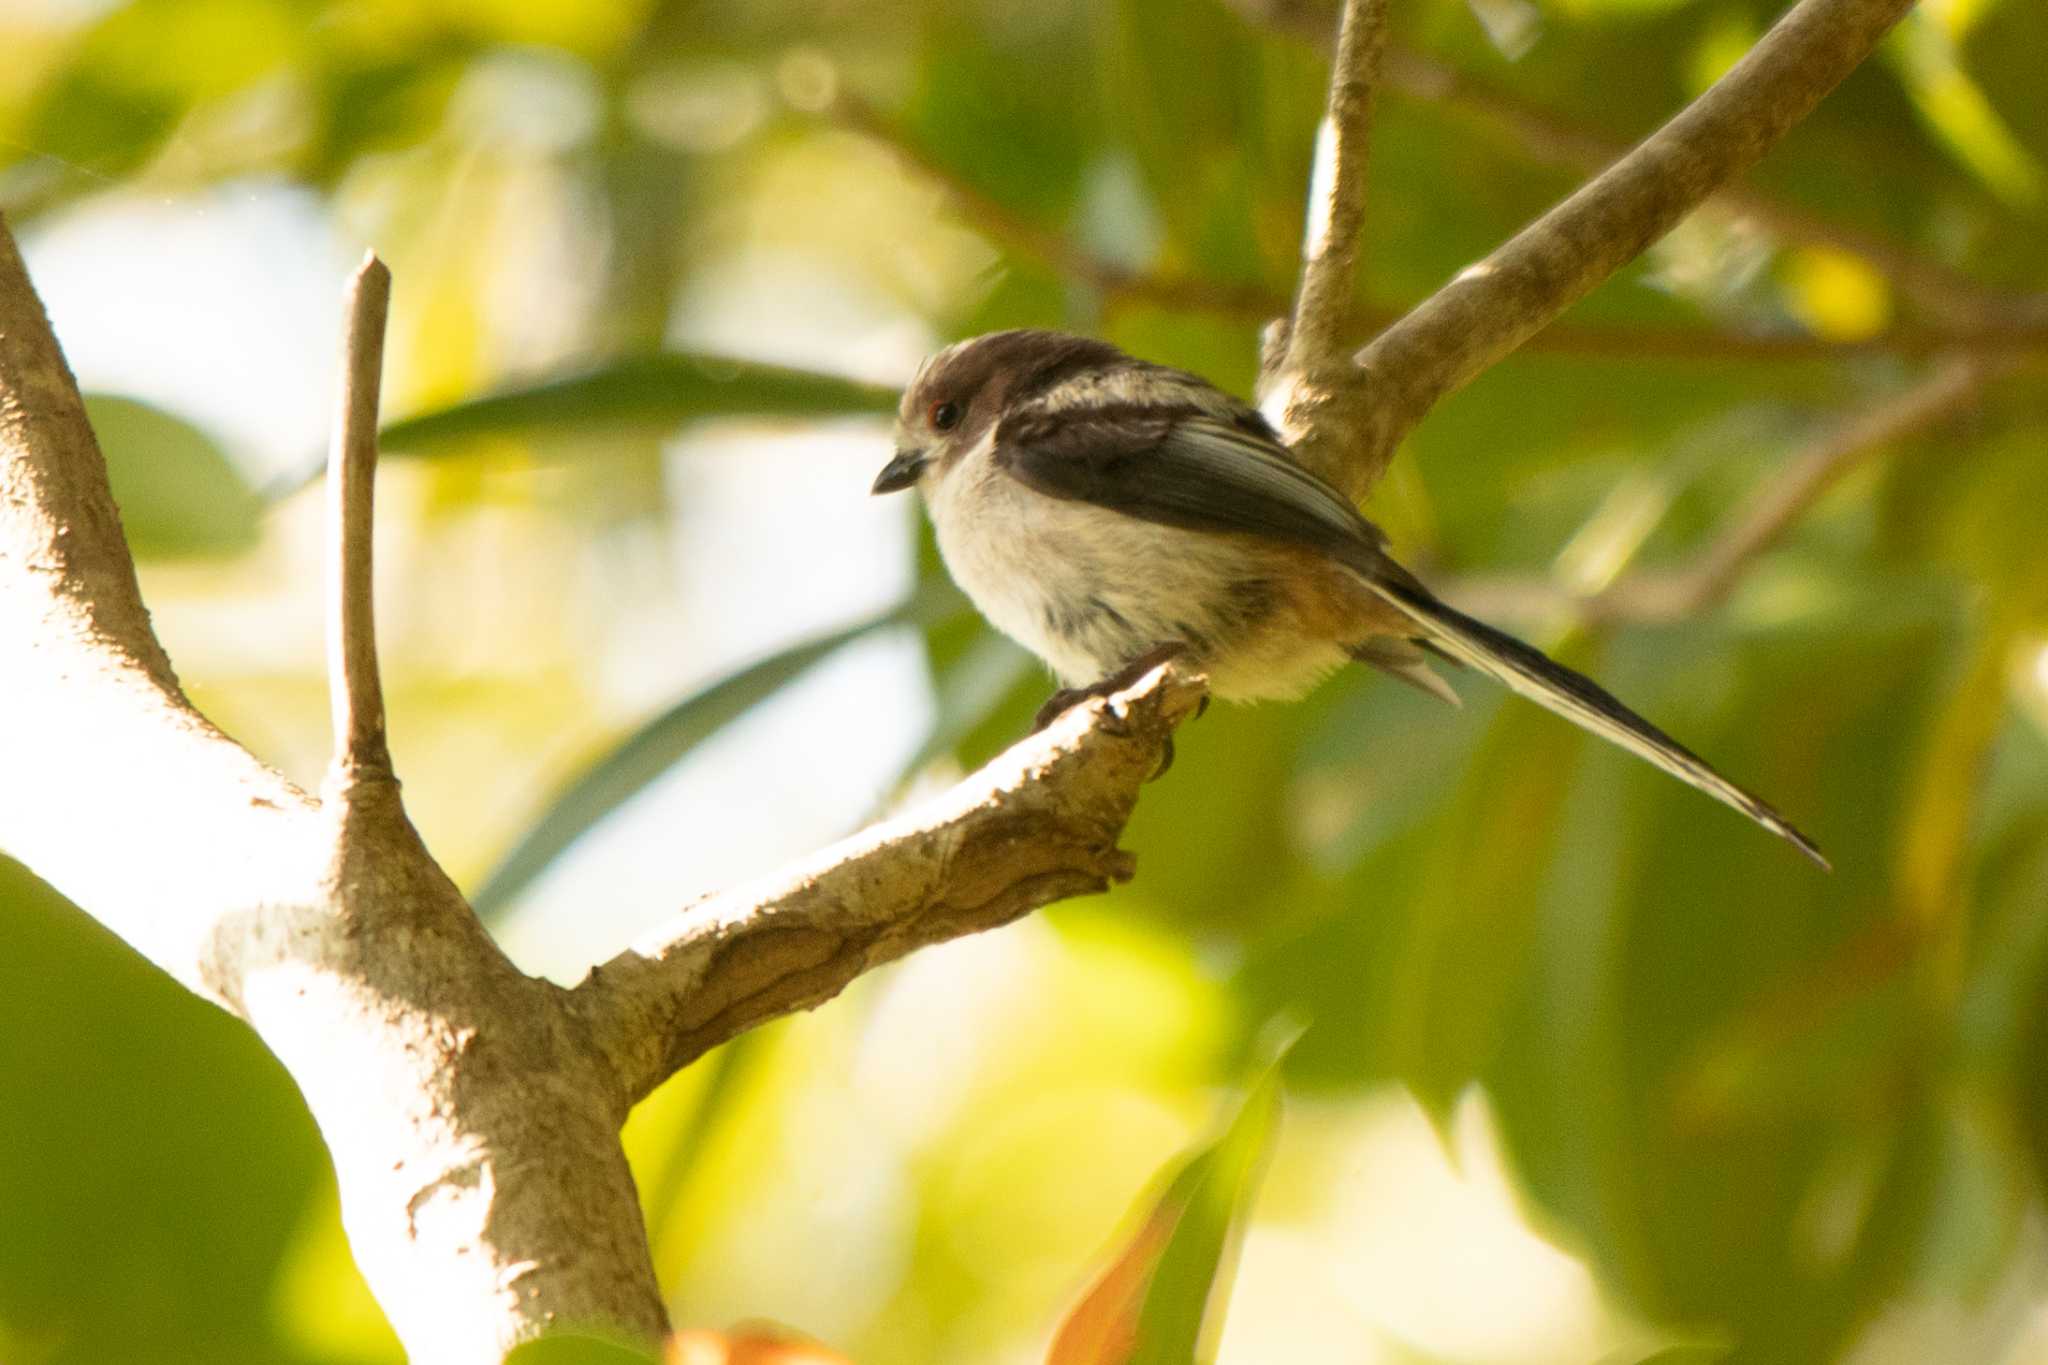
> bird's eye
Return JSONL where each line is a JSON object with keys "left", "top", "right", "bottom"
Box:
{"left": 929, "top": 400, "right": 962, "bottom": 432}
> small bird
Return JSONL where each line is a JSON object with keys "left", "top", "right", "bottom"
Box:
{"left": 871, "top": 328, "right": 1826, "bottom": 867}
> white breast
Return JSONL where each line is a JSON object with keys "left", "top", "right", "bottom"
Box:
{"left": 919, "top": 437, "right": 1338, "bottom": 695}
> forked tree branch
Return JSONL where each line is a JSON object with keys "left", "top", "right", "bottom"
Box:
{"left": 0, "top": 205, "right": 1196, "bottom": 1352}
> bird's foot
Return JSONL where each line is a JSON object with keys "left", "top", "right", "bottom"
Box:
{"left": 1031, "top": 642, "right": 1193, "bottom": 733}
{"left": 1030, "top": 643, "right": 1197, "bottom": 782}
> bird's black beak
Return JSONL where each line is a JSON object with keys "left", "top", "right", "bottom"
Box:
{"left": 870, "top": 448, "right": 929, "bottom": 495}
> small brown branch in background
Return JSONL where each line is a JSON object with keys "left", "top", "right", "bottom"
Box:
{"left": 572, "top": 662, "right": 1208, "bottom": 1108}
{"left": 1260, "top": 0, "right": 1393, "bottom": 491}
{"left": 1346, "top": 0, "right": 1917, "bottom": 498}
{"left": 326, "top": 252, "right": 394, "bottom": 783}
{"left": 1448, "top": 357, "right": 2000, "bottom": 627}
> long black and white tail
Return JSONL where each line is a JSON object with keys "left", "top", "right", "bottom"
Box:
{"left": 1360, "top": 572, "right": 1828, "bottom": 869}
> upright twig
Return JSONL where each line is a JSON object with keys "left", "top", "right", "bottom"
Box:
{"left": 1259, "top": 0, "right": 1392, "bottom": 488}
{"left": 326, "top": 252, "right": 394, "bottom": 784}
{"left": 1279, "top": 0, "right": 1390, "bottom": 377}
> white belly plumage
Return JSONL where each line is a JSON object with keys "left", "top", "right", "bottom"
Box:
{"left": 925, "top": 460, "right": 1350, "bottom": 700}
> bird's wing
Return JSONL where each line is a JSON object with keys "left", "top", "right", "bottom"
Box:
{"left": 995, "top": 407, "right": 1388, "bottom": 559}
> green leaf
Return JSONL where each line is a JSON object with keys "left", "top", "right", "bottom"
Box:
{"left": 1127, "top": 1042, "right": 1289, "bottom": 1365}
{"left": 471, "top": 578, "right": 967, "bottom": 919}
{"left": 1047, "top": 1037, "right": 1293, "bottom": 1365}
{"left": 379, "top": 352, "right": 899, "bottom": 453}
{"left": 86, "top": 394, "right": 262, "bottom": 560}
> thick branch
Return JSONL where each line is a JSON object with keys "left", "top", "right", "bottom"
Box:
{"left": 1343, "top": 0, "right": 1914, "bottom": 498}
{"left": 326, "top": 252, "right": 394, "bottom": 782}
{"left": 571, "top": 663, "right": 1208, "bottom": 1108}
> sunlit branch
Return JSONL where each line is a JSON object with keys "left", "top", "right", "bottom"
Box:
{"left": 568, "top": 662, "right": 1207, "bottom": 1108}
{"left": 1278, "top": 0, "right": 1390, "bottom": 379}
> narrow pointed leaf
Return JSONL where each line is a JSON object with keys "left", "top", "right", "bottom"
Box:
{"left": 381, "top": 353, "right": 899, "bottom": 453}
{"left": 472, "top": 578, "right": 967, "bottom": 919}
{"left": 1050, "top": 1042, "right": 1292, "bottom": 1365}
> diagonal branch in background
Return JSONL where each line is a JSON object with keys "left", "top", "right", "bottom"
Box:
{"left": 571, "top": 663, "right": 1207, "bottom": 1108}
{"left": 1447, "top": 356, "right": 2003, "bottom": 627}
{"left": 1343, "top": 0, "right": 1918, "bottom": 499}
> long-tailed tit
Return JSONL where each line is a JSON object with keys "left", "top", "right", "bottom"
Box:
{"left": 872, "top": 328, "right": 1825, "bottom": 866}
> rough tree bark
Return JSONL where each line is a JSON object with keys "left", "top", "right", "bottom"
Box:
{"left": 0, "top": 0, "right": 1918, "bottom": 1355}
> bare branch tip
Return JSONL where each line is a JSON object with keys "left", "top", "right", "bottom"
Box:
{"left": 325, "top": 254, "right": 395, "bottom": 786}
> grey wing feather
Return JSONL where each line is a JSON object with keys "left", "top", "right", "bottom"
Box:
{"left": 997, "top": 408, "right": 1385, "bottom": 557}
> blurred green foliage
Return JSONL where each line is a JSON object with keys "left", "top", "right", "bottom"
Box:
{"left": 3, "top": 0, "right": 2047, "bottom": 1361}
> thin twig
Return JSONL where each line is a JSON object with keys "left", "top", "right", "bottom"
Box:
{"left": 326, "top": 252, "right": 394, "bottom": 782}
{"left": 1447, "top": 358, "right": 2000, "bottom": 626}
{"left": 1603, "top": 356, "right": 1993, "bottom": 619}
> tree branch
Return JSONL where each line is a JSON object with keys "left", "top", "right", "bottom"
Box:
{"left": 1341, "top": 0, "right": 1915, "bottom": 499}
{"left": 1258, "top": 0, "right": 1393, "bottom": 490}
{"left": 326, "top": 252, "right": 394, "bottom": 784}
{"left": 1279, "top": 0, "right": 1390, "bottom": 378}
{"left": 1447, "top": 357, "right": 2001, "bottom": 626}
{"left": 571, "top": 662, "right": 1207, "bottom": 1108}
